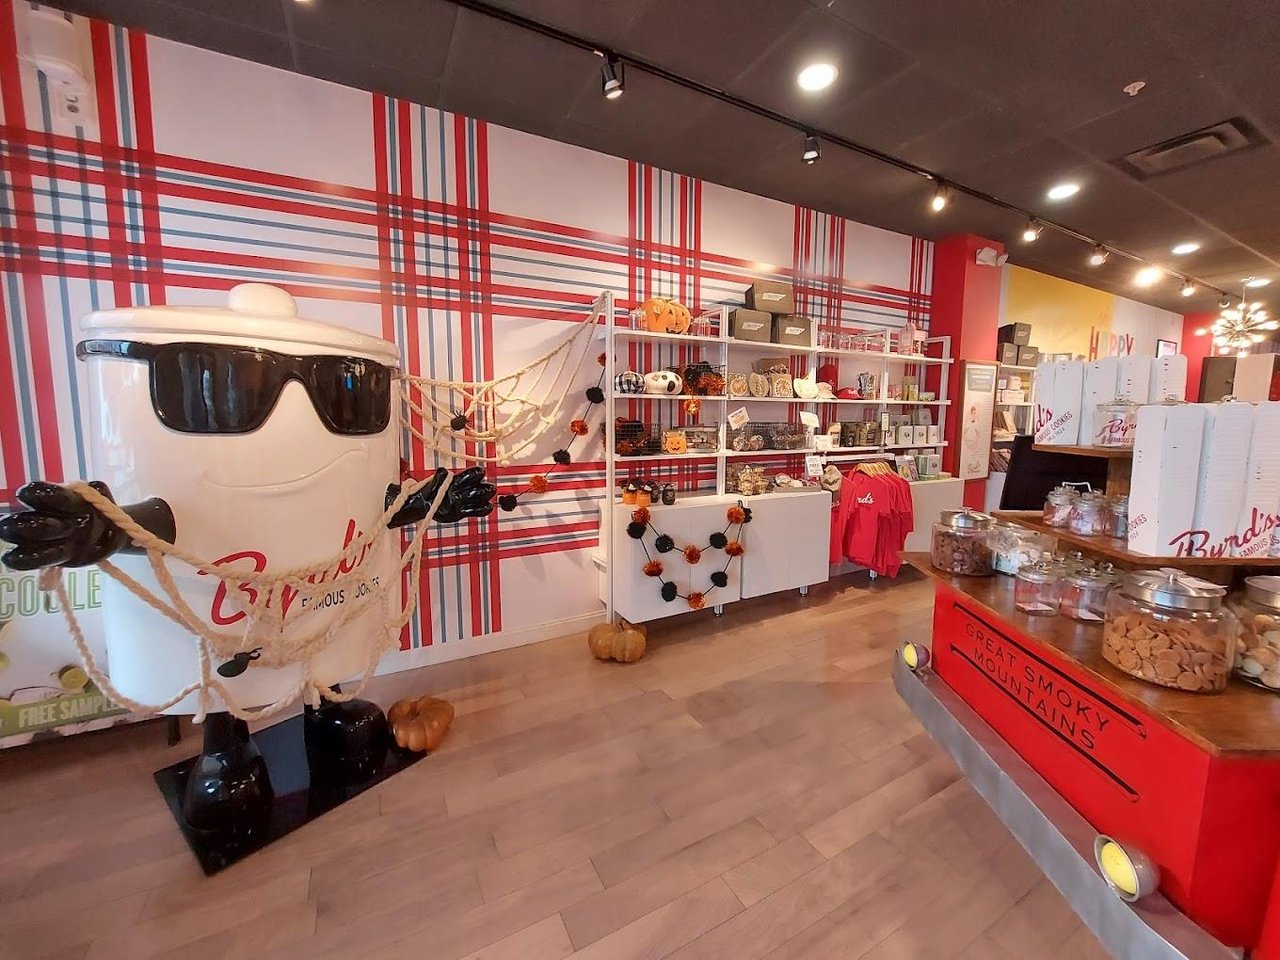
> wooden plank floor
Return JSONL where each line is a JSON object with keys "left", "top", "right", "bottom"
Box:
{"left": 0, "top": 569, "right": 1111, "bottom": 960}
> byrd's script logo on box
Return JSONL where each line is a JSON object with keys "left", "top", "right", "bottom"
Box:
{"left": 199, "top": 517, "right": 382, "bottom": 626}
{"left": 1034, "top": 406, "right": 1073, "bottom": 442}
{"left": 1167, "top": 507, "right": 1280, "bottom": 559}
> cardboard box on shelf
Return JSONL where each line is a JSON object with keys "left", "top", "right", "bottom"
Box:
{"left": 998, "top": 322, "right": 1032, "bottom": 345}
{"left": 729, "top": 308, "right": 772, "bottom": 343}
{"left": 1115, "top": 355, "right": 1151, "bottom": 403}
{"left": 1017, "top": 345, "right": 1040, "bottom": 366}
{"left": 1034, "top": 360, "right": 1084, "bottom": 444}
{"left": 997, "top": 342, "right": 1019, "bottom": 365}
{"left": 1192, "top": 403, "right": 1254, "bottom": 557}
{"left": 773, "top": 315, "right": 814, "bottom": 347}
{"left": 1235, "top": 401, "right": 1280, "bottom": 558}
{"left": 912, "top": 424, "right": 928, "bottom": 445}
{"left": 1149, "top": 354, "right": 1188, "bottom": 402}
{"left": 926, "top": 424, "right": 941, "bottom": 444}
{"left": 925, "top": 453, "right": 942, "bottom": 476}
{"left": 745, "top": 280, "right": 795, "bottom": 315}
{"left": 1081, "top": 357, "right": 1119, "bottom": 421}
{"left": 1128, "top": 403, "right": 1207, "bottom": 556}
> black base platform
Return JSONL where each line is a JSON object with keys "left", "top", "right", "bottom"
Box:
{"left": 154, "top": 713, "right": 422, "bottom": 875}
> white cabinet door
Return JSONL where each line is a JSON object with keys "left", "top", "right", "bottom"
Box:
{"left": 739, "top": 490, "right": 831, "bottom": 598}
{"left": 603, "top": 496, "right": 744, "bottom": 624}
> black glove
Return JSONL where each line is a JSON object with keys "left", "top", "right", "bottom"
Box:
{"left": 0, "top": 481, "right": 175, "bottom": 570}
{"left": 386, "top": 467, "right": 496, "bottom": 528}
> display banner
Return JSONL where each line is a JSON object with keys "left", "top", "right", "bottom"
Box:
{"left": 0, "top": 567, "right": 134, "bottom": 747}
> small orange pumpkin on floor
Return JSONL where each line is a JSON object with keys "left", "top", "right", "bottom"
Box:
{"left": 387, "top": 696, "right": 455, "bottom": 752}
{"left": 587, "top": 618, "right": 648, "bottom": 663}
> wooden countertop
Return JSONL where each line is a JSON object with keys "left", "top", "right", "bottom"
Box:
{"left": 993, "top": 510, "right": 1280, "bottom": 570}
{"left": 905, "top": 552, "right": 1280, "bottom": 756}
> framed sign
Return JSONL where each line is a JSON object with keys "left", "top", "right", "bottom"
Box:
{"left": 957, "top": 360, "right": 998, "bottom": 481}
{"left": 1156, "top": 338, "right": 1178, "bottom": 357}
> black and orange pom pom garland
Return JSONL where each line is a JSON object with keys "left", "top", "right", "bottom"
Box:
{"left": 498, "top": 356, "right": 607, "bottom": 512}
{"left": 627, "top": 503, "right": 752, "bottom": 610}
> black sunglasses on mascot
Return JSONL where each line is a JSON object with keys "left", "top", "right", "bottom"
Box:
{"left": 76, "top": 340, "right": 395, "bottom": 436}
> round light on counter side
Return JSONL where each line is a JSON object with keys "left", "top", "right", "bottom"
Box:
{"left": 1093, "top": 835, "right": 1159, "bottom": 902}
{"left": 900, "top": 642, "right": 931, "bottom": 671}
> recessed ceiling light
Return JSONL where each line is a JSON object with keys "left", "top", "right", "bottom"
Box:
{"left": 1046, "top": 182, "right": 1080, "bottom": 201}
{"left": 1246, "top": 277, "right": 1271, "bottom": 288}
{"left": 1134, "top": 266, "right": 1163, "bottom": 287}
{"left": 797, "top": 63, "right": 838, "bottom": 92}
{"left": 1171, "top": 242, "right": 1200, "bottom": 256}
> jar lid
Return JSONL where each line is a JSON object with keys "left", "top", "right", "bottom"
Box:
{"left": 1017, "top": 563, "right": 1059, "bottom": 585}
{"left": 1120, "top": 570, "right": 1225, "bottom": 611}
{"left": 939, "top": 507, "right": 994, "bottom": 530}
{"left": 1067, "top": 568, "right": 1117, "bottom": 588}
{"left": 1244, "top": 575, "right": 1280, "bottom": 610}
{"left": 1099, "top": 399, "right": 1139, "bottom": 410}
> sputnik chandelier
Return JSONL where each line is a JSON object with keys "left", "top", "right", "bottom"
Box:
{"left": 1211, "top": 281, "right": 1278, "bottom": 356}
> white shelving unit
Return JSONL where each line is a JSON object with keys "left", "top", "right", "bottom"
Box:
{"left": 599, "top": 295, "right": 953, "bottom": 620}
{"left": 995, "top": 360, "right": 1038, "bottom": 442}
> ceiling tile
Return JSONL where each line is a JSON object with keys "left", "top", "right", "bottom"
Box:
{"left": 725, "top": 9, "right": 915, "bottom": 129}
{"left": 294, "top": 43, "right": 442, "bottom": 105}
{"left": 468, "top": 0, "right": 657, "bottom": 49}
{"left": 289, "top": 0, "right": 458, "bottom": 79}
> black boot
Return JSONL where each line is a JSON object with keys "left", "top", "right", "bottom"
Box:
{"left": 180, "top": 712, "right": 273, "bottom": 839}
{"left": 303, "top": 684, "right": 388, "bottom": 783}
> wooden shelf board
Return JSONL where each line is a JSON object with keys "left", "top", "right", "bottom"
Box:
{"left": 1032, "top": 443, "right": 1133, "bottom": 459}
{"left": 994, "top": 510, "right": 1280, "bottom": 569}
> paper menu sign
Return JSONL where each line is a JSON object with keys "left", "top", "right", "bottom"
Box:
{"left": 1233, "top": 401, "right": 1280, "bottom": 558}
{"left": 728, "top": 406, "right": 750, "bottom": 430}
{"left": 1115, "top": 356, "right": 1151, "bottom": 403}
{"left": 1037, "top": 361, "right": 1083, "bottom": 444}
{"left": 1082, "top": 357, "right": 1119, "bottom": 420}
{"left": 1128, "top": 404, "right": 1206, "bottom": 555}
{"left": 798, "top": 411, "right": 820, "bottom": 428}
{"left": 1188, "top": 403, "right": 1253, "bottom": 557}
{"left": 1148, "top": 355, "right": 1188, "bottom": 403}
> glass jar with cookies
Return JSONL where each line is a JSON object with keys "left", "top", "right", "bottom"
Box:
{"left": 1102, "top": 570, "right": 1237, "bottom": 693}
{"left": 1227, "top": 575, "right": 1280, "bottom": 692}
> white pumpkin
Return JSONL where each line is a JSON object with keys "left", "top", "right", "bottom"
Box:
{"left": 643, "top": 370, "right": 684, "bottom": 395}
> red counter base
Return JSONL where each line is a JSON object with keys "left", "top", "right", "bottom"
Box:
{"left": 926, "top": 578, "right": 1280, "bottom": 952}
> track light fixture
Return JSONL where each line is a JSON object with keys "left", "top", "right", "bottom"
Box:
{"left": 930, "top": 182, "right": 948, "bottom": 213}
{"left": 600, "top": 55, "right": 624, "bottom": 100}
{"left": 802, "top": 134, "right": 820, "bottom": 164}
{"left": 457, "top": 2, "right": 1232, "bottom": 304}
{"left": 1181, "top": 279, "right": 1196, "bottom": 298}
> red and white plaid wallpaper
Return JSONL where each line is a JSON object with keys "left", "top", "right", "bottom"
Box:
{"left": 0, "top": 2, "right": 931, "bottom": 655}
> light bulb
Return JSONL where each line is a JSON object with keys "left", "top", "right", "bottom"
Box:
{"left": 930, "top": 184, "right": 948, "bottom": 212}
{"left": 1180, "top": 280, "right": 1195, "bottom": 297}
{"left": 1134, "top": 266, "right": 1163, "bottom": 287}
{"left": 1088, "top": 245, "right": 1108, "bottom": 266}
{"left": 1021, "top": 221, "right": 1040, "bottom": 242}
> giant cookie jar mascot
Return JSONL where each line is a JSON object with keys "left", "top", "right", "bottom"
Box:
{"left": 0, "top": 283, "right": 494, "bottom": 841}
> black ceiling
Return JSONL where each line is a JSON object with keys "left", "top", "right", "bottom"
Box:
{"left": 45, "top": 0, "right": 1280, "bottom": 313}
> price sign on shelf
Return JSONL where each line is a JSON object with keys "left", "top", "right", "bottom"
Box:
{"left": 799, "top": 411, "right": 820, "bottom": 428}
{"left": 805, "top": 455, "right": 822, "bottom": 479}
{"left": 728, "top": 406, "right": 750, "bottom": 430}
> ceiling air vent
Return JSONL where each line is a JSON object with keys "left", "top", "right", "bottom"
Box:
{"left": 1112, "top": 117, "right": 1268, "bottom": 180}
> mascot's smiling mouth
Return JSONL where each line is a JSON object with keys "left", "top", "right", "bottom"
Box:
{"left": 205, "top": 449, "right": 367, "bottom": 491}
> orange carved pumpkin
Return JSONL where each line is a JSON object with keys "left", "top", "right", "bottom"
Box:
{"left": 640, "top": 297, "right": 692, "bottom": 335}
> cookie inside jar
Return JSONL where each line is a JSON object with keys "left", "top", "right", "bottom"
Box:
{"left": 1227, "top": 575, "right": 1280, "bottom": 691}
{"left": 1101, "top": 571, "right": 1236, "bottom": 693}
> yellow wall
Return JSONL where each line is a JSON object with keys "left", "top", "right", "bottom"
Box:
{"left": 1004, "top": 266, "right": 1113, "bottom": 359}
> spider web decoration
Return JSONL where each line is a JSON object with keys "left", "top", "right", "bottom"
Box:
{"left": 399, "top": 299, "right": 602, "bottom": 466}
